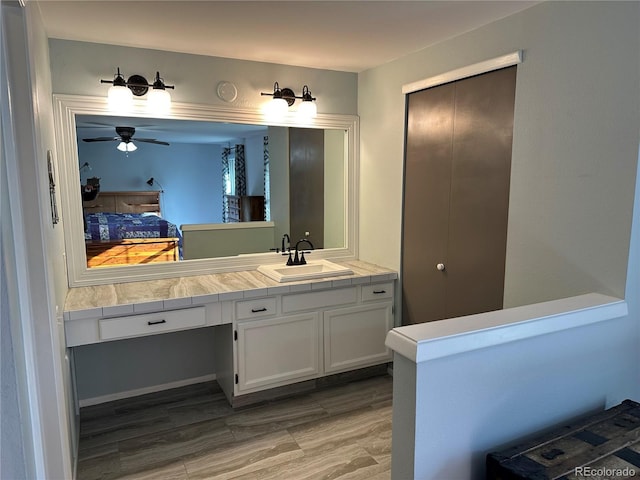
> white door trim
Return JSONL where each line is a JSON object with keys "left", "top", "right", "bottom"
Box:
{"left": 402, "top": 50, "right": 522, "bottom": 94}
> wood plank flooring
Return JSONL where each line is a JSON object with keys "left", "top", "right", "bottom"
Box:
{"left": 76, "top": 374, "right": 392, "bottom": 480}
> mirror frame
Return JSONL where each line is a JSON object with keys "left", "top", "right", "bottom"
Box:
{"left": 53, "top": 94, "right": 359, "bottom": 287}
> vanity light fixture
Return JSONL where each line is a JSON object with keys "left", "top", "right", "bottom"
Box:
{"left": 146, "top": 72, "right": 172, "bottom": 114}
{"left": 297, "top": 85, "right": 317, "bottom": 121}
{"left": 105, "top": 68, "right": 133, "bottom": 111}
{"left": 261, "top": 82, "right": 317, "bottom": 120}
{"left": 101, "top": 68, "right": 174, "bottom": 113}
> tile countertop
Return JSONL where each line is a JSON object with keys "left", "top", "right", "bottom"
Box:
{"left": 63, "top": 260, "right": 398, "bottom": 321}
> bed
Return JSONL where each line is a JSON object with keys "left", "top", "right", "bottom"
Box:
{"left": 82, "top": 191, "right": 181, "bottom": 267}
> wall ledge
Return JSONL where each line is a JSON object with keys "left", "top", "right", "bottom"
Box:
{"left": 385, "top": 293, "right": 627, "bottom": 363}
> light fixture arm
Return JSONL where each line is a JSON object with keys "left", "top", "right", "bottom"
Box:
{"left": 301, "top": 85, "right": 316, "bottom": 102}
{"left": 101, "top": 68, "right": 175, "bottom": 97}
{"left": 261, "top": 82, "right": 316, "bottom": 107}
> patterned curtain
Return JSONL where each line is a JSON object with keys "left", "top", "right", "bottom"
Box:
{"left": 263, "top": 136, "right": 270, "bottom": 221}
{"left": 221, "top": 147, "right": 230, "bottom": 223}
{"left": 221, "top": 145, "right": 247, "bottom": 223}
{"left": 235, "top": 144, "right": 246, "bottom": 196}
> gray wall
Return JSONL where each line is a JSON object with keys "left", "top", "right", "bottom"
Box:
{"left": 358, "top": 1, "right": 640, "bottom": 308}
{"left": 74, "top": 328, "right": 217, "bottom": 402}
{"left": 49, "top": 39, "right": 357, "bottom": 115}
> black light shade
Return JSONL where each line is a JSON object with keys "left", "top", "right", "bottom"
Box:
{"left": 146, "top": 177, "right": 164, "bottom": 192}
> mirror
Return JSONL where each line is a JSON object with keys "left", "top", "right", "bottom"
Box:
{"left": 54, "top": 95, "right": 359, "bottom": 287}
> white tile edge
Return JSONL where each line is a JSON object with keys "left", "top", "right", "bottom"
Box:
{"left": 385, "top": 293, "right": 627, "bottom": 364}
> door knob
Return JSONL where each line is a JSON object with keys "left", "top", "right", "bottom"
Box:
{"left": 436, "top": 263, "right": 445, "bottom": 271}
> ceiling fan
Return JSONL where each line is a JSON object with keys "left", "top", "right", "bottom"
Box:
{"left": 82, "top": 126, "right": 169, "bottom": 152}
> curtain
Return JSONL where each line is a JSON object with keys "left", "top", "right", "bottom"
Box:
{"left": 263, "top": 136, "right": 270, "bottom": 221}
{"left": 221, "top": 145, "right": 247, "bottom": 222}
{"left": 235, "top": 145, "right": 246, "bottom": 196}
{"left": 221, "top": 147, "right": 230, "bottom": 222}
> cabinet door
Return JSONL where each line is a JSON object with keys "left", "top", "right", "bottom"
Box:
{"left": 323, "top": 303, "right": 393, "bottom": 374}
{"left": 236, "top": 313, "right": 320, "bottom": 393}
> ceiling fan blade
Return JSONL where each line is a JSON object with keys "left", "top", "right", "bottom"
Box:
{"left": 83, "top": 137, "right": 119, "bottom": 142}
{"left": 136, "top": 138, "right": 171, "bottom": 146}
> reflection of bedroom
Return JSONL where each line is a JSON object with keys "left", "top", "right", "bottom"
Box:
{"left": 78, "top": 133, "right": 268, "bottom": 228}
{"left": 78, "top": 127, "right": 270, "bottom": 266}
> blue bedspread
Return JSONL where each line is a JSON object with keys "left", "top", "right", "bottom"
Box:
{"left": 84, "top": 212, "right": 182, "bottom": 246}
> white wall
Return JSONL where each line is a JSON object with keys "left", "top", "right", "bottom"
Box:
{"left": 245, "top": 132, "right": 267, "bottom": 197}
{"left": 325, "top": 129, "right": 346, "bottom": 249}
{"left": 358, "top": 1, "right": 640, "bottom": 307}
{"left": 2, "top": 2, "right": 73, "bottom": 478}
{"left": 377, "top": 5, "right": 640, "bottom": 477}
{"left": 391, "top": 300, "right": 637, "bottom": 479}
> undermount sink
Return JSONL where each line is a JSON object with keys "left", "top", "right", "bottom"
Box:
{"left": 257, "top": 259, "right": 353, "bottom": 283}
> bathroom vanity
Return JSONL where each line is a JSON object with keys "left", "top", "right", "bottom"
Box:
{"left": 64, "top": 260, "right": 397, "bottom": 407}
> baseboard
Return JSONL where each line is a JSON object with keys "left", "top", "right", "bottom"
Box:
{"left": 78, "top": 374, "right": 217, "bottom": 408}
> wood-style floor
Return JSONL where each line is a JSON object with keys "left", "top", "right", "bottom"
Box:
{"left": 76, "top": 374, "right": 393, "bottom": 480}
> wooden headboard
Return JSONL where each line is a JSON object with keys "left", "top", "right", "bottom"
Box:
{"left": 82, "top": 191, "right": 162, "bottom": 216}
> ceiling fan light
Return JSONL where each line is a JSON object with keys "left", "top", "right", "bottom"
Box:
{"left": 147, "top": 88, "right": 171, "bottom": 114}
{"left": 117, "top": 141, "right": 137, "bottom": 152}
{"left": 107, "top": 84, "right": 133, "bottom": 112}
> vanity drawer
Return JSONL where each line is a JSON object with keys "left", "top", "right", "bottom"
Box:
{"left": 282, "top": 287, "right": 357, "bottom": 313}
{"left": 362, "top": 282, "right": 394, "bottom": 302}
{"left": 236, "top": 297, "right": 278, "bottom": 320}
{"left": 99, "top": 307, "right": 205, "bottom": 341}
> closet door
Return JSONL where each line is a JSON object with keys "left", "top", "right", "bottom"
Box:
{"left": 402, "top": 66, "right": 516, "bottom": 325}
{"left": 402, "top": 82, "right": 455, "bottom": 324}
{"left": 289, "top": 128, "right": 324, "bottom": 247}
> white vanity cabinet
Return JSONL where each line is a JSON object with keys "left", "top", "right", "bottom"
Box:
{"left": 323, "top": 283, "right": 394, "bottom": 374}
{"left": 63, "top": 260, "right": 398, "bottom": 409}
{"left": 224, "top": 281, "right": 395, "bottom": 403}
{"left": 235, "top": 312, "right": 321, "bottom": 392}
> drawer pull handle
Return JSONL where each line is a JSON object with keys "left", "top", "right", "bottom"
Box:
{"left": 373, "top": 290, "right": 386, "bottom": 294}
{"left": 251, "top": 307, "right": 268, "bottom": 313}
{"left": 147, "top": 319, "right": 167, "bottom": 326}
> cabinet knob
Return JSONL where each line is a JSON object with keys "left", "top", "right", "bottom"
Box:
{"left": 436, "top": 263, "right": 445, "bottom": 271}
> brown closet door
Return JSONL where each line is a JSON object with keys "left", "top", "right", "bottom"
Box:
{"left": 446, "top": 67, "right": 515, "bottom": 318}
{"left": 289, "top": 128, "right": 324, "bottom": 248}
{"left": 402, "top": 82, "right": 455, "bottom": 324}
{"left": 402, "top": 66, "right": 516, "bottom": 325}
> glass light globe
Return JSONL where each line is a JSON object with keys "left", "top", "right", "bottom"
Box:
{"left": 107, "top": 85, "right": 133, "bottom": 112}
{"left": 297, "top": 100, "right": 317, "bottom": 122}
{"left": 263, "top": 97, "right": 288, "bottom": 121}
{"left": 117, "top": 141, "right": 137, "bottom": 152}
{"left": 147, "top": 88, "right": 171, "bottom": 114}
